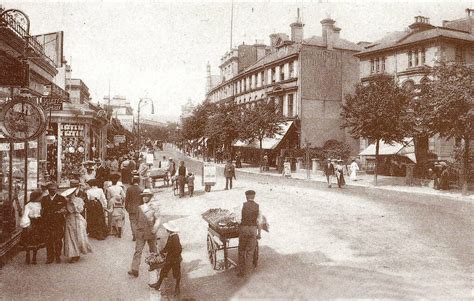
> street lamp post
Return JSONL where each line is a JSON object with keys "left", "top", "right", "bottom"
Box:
{"left": 137, "top": 97, "right": 155, "bottom": 154}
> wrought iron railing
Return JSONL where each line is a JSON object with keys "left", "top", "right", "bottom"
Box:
{"left": 0, "top": 12, "right": 55, "bottom": 66}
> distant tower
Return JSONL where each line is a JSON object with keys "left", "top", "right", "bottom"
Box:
{"left": 206, "top": 62, "right": 212, "bottom": 93}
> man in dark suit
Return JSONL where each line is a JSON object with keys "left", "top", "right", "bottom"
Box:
{"left": 323, "top": 158, "right": 335, "bottom": 188}
{"left": 40, "top": 182, "right": 67, "bottom": 263}
{"left": 125, "top": 176, "right": 143, "bottom": 241}
{"left": 237, "top": 190, "right": 260, "bottom": 277}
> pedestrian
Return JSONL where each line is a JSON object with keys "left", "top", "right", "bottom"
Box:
{"left": 323, "top": 159, "right": 335, "bottom": 188}
{"left": 178, "top": 161, "right": 187, "bottom": 198}
{"left": 121, "top": 157, "right": 131, "bottom": 184}
{"left": 263, "top": 153, "right": 269, "bottom": 171}
{"left": 235, "top": 151, "right": 242, "bottom": 168}
{"left": 433, "top": 162, "right": 443, "bottom": 190}
{"left": 137, "top": 158, "right": 149, "bottom": 187}
{"left": 349, "top": 158, "right": 359, "bottom": 181}
{"left": 237, "top": 190, "right": 261, "bottom": 277}
{"left": 96, "top": 159, "right": 110, "bottom": 189}
{"left": 187, "top": 172, "right": 195, "bottom": 197}
{"left": 110, "top": 157, "right": 120, "bottom": 176}
{"left": 335, "top": 159, "right": 346, "bottom": 188}
{"left": 129, "top": 156, "right": 137, "bottom": 175}
{"left": 128, "top": 189, "right": 161, "bottom": 278}
{"left": 107, "top": 195, "right": 126, "bottom": 238}
{"left": 19, "top": 189, "right": 45, "bottom": 264}
{"left": 149, "top": 221, "right": 182, "bottom": 295}
{"left": 224, "top": 159, "right": 236, "bottom": 190}
{"left": 85, "top": 178, "right": 108, "bottom": 240}
{"left": 81, "top": 162, "right": 96, "bottom": 184}
{"left": 169, "top": 158, "right": 176, "bottom": 177}
{"left": 62, "top": 186, "right": 92, "bottom": 263}
{"left": 40, "top": 182, "right": 67, "bottom": 264}
{"left": 125, "top": 176, "right": 143, "bottom": 241}
{"left": 439, "top": 163, "right": 450, "bottom": 190}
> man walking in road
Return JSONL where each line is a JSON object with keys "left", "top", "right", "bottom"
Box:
{"left": 237, "top": 190, "right": 261, "bottom": 277}
{"left": 323, "top": 159, "right": 335, "bottom": 188}
{"left": 128, "top": 189, "right": 161, "bottom": 278}
{"left": 224, "top": 159, "right": 236, "bottom": 190}
{"left": 40, "top": 182, "right": 67, "bottom": 264}
{"left": 177, "top": 161, "right": 187, "bottom": 198}
{"left": 125, "top": 176, "right": 143, "bottom": 241}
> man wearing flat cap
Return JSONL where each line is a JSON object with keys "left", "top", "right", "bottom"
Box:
{"left": 237, "top": 190, "right": 261, "bottom": 277}
{"left": 40, "top": 182, "right": 67, "bottom": 263}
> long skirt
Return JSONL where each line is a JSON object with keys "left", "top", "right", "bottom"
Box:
{"left": 19, "top": 218, "right": 45, "bottom": 250}
{"left": 64, "top": 213, "right": 92, "bottom": 258}
{"left": 86, "top": 200, "right": 108, "bottom": 240}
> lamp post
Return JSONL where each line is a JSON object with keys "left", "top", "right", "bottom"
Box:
{"left": 137, "top": 97, "right": 154, "bottom": 154}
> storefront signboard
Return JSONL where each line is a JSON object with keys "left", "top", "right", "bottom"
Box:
{"left": 40, "top": 97, "right": 63, "bottom": 111}
{"left": 202, "top": 162, "right": 217, "bottom": 186}
{"left": 60, "top": 124, "right": 84, "bottom": 137}
{"left": 113, "top": 135, "right": 126, "bottom": 144}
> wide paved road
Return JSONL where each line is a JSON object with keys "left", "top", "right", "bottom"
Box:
{"left": 1, "top": 147, "right": 472, "bottom": 300}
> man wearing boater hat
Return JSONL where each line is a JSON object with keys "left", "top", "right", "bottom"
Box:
{"left": 237, "top": 190, "right": 261, "bottom": 277}
{"left": 40, "top": 182, "right": 67, "bottom": 263}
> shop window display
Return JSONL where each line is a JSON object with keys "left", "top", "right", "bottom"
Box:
{"left": 60, "top": 123, "right": 86, "bottom": 186}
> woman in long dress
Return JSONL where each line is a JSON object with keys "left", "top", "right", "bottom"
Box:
{"left": 335, "top": 159, "right": 346, "bottom": 188}
{"left": 62, "top": 187, "right": 92, "bottom": 263}
{"left": 19, "top": 190, "right": 45, "bottom": 264}
{"left": 350, "top": 159, "right": 359, "bottom": 181}
{"left": 85, "top": 179, "right": 108, "bottom": 240}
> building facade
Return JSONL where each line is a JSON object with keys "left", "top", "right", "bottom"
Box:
{"left": 66, "top": 77, "right": 90, "bottom": 104}
{"left": 356, "top": 9, "right": 474, "bottom": 162}
{"left": 206, "top": 13, "right": 362, "bottom": 155}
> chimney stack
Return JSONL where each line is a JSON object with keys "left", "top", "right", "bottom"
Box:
{"left": 409, "top": 16, "right": 434, "bottom": 32}
{"left": 290, "top": 8, "right": 304, "bottom": 43}
{"left": 321, "top": 18, "right": 336, "bottom": 50}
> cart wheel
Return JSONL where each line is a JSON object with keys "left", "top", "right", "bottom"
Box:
{"left": 207, "top": 234, "right": 217, "bottom": 270}
{"left": 253, "top": 241, "right": 259, "bottom": 268}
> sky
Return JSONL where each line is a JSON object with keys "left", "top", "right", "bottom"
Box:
{"left": 3, "top": 0, "right": 472, "bottom": 121}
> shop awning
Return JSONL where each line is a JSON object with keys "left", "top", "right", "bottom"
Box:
{"left": 232, "top": 121, "right": 294, "bottom": 150}
{"left": 359, "top": 138, "right": 416, "bottom": 162}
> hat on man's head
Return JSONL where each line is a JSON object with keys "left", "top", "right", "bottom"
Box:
{"left": 163, "top": 221, "right": 179, "bottom": 233}
{"left": 47, "top": 182, "right": 58, "bottom": 189}
{"left": 61, "top": 187, "right": 77, "bottom": 197}
{"left": 140, "top": 188, "right": 154, "bottom": 197}
{"left": 245, "top": 190, "right": 256, "bottom": 198}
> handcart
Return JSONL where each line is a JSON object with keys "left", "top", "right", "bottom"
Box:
{"left": 202, "top": 209, "right": 258, "bottom": 270}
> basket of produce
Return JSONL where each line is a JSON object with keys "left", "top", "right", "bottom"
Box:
{"left": 202, "top": 208, "right": 239, "bottom": 235}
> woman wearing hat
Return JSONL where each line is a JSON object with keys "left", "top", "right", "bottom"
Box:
{"left": 150, "top": 221, "right": 182, "bottom": 295}
{"left": 349, "top": 158, "right": 359, "bottom": 181}
{"left": 106, "top": 174, "right": 126, "bottom": 235}
{"left": 335, "top": 159, "right": 346, "bottom": 188}
{"left": 63, "top": 187, "right": 92, "bottom": 263}
{"left": 19, "top": 190, "right": 45, "bottom": 264}
{"left": 85, "top": 179, "right": 108, "bottom": 240}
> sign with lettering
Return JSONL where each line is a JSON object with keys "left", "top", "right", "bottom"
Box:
{"left": 61, "top": 124, "right": 84, "bottom": 137}
{"left": 202, "top": 162, "right": 217, "bottom": 186}
{"left": 40, "top": 97, "right": 63, "bottom": 111}
{"left": 113, "top": 135, "right": 126, "bottom": 144}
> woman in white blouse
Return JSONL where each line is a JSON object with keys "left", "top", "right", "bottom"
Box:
{"left": 19, "top": 190, "right": 45, "bottom": 264}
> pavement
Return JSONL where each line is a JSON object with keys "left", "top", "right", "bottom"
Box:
{"left": 180, "top": 150, "right": 472, "bottom": 203}
{"left": 1, "top": 147, "right": 472, "bottom": 300}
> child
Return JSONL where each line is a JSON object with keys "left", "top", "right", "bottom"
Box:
{"left": 107, "top": 195, "right": 125, "bottom": 238}
{"left": 149, "top": 221, "right": 182, "bottom": 295}
{"left": 187, "top": 172, "right": 195, "bottom": 197}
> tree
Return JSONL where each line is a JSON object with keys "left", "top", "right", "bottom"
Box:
{"left": 422, "top": 62, "right": 473, "bottom": 194}
{"left": 341, "top": 76, "right": 414, "bottom": 185}
{"left": 204, "top": 99, "right": 241, "bottom": 155}
{"left": 240, "top": 100, "right": 284, "bottom": 171}
{"left": 322, "top": 139, "right": 352, "bottom": 162}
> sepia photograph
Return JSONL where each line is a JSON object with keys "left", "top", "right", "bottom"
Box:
{"left": 0, "top": 0, "right": 472, "bottom": 300}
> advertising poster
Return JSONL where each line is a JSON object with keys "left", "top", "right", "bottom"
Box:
{"left": 202, "top": 162, "right": 217, "bottom": 186}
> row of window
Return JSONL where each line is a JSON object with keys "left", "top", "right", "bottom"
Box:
{"left": 408, "top": 48, "right": 426, "bottom": 67}
{"left": 210, "top": 60, "right": 297, "bottom": 101}
{"left": 236, "top": 94, "right": 295, "bottom": 118}
{"left": 370, "top": 57, "right": 386, "bottom": 74}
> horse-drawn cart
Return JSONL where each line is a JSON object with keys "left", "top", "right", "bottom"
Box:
{"left": 202, "top": 209, "right": 258, "bottom": 270}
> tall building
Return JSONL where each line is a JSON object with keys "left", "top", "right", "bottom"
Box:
{"left": 103, "top": 95, "right": 134, "bottom": 132}
{"left": 356, "top": 9, "right": 474, "bottom": 161}
{"left": 66, "top": 78, "right": 90, "bottom": 104}
{"left": 206, "top": 10, "right": 362, "bottom": 154}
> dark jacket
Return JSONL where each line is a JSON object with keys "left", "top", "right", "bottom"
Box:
{"left": 40, "top": 194, "right": 67, "bottom": 240}
{"left": 178, "top": 165, "right": 186, "bottom": 177}
{"left": 161, "top": 233, "right": 182, "bottom": 263}
{"left": 224, "top": 163, "right": 235, "bottom": 178}
{"left": 125, "top": 184, "right": 143, "bottom": 214}
{"left": 241, "top": 200, "right": 259, "bottom": 226}
{"left": 323, "top": 162, "right": 335, "bottom": 176}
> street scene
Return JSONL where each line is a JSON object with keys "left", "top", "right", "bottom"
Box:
{"left": 0, "top": 1, "right": 473, "bottom": 300}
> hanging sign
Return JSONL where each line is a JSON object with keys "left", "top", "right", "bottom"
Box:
{"left": 40, "top": 97, "right": 63, "bottom": 111}
{"left": 113, "top": 135, "right": 126, "bottom": 144}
